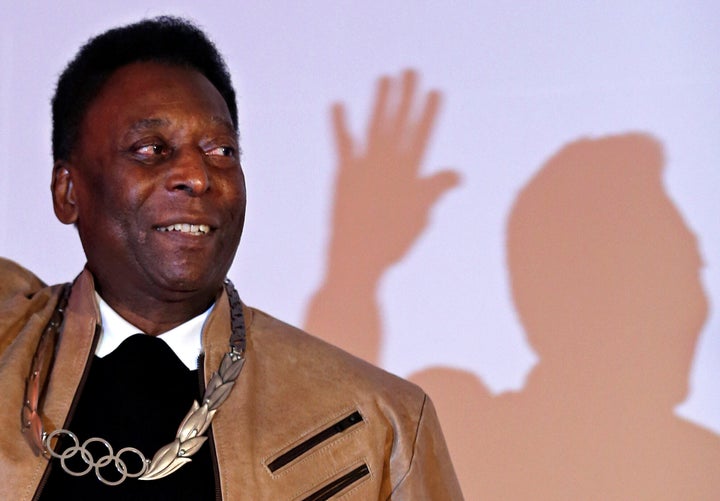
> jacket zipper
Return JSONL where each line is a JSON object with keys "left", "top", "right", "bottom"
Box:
{"left": 267, "top": 410, "right": 364, "bottom": 473}
{"left": 302, "top": 463, "right": 370, "bottom": 501}
{"left": 31, "top": 322, "right": 102, "bottom": 501}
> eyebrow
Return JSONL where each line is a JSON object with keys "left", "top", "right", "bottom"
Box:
{"left": 129, "top": 117, "right": 171, "bottom": 132}
{"left": 128, "top": 116, "right": 236, "bottom": 133}
{"left": 209, "top": 115, "right": 237, "bottom": 134}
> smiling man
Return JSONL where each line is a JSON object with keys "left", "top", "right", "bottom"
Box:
{"left": 0, "top": 16, "right": 461, "bottom": 501}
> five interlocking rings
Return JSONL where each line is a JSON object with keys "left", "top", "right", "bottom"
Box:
{"left": 44, "top": 429, "right": 149, "bottom": 486}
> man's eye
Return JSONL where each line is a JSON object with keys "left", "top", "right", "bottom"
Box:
{"left": 206, "top": 146, "right": 236, "bottom": 157}
{"left": 136, "top": 144, "right": 167, "bottom": 156}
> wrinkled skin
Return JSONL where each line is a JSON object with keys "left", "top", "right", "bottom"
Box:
{"left": 52, "top": 62, "right": 246, "bottom": 334}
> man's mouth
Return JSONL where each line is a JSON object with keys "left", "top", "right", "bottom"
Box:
{"left": 156, "top": 223, "right": 211, "bottom": 235}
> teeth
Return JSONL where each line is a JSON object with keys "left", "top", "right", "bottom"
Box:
{"left": 157, "top": 223, "right": 210, "bottom": 235}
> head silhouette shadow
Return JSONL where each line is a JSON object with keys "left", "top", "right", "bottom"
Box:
{"left": 508, "top": 133, "right": 706, "bottom": 407}
{"left": 414, "top": 133, "right": 719, "bottom": 500}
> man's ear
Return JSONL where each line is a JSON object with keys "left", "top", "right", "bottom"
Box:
{"left": 51, "top": 161, "right": 79, "bottom": 224}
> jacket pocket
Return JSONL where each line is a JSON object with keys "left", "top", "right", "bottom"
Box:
{"left": 298, "top": 462, "right": 370, "bottom": 501}
{"left": 266, "top": 410, "right": 364, "bottom": 473}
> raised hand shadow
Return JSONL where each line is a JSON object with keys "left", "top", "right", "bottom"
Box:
{"left": 304, "top": 69, "right": 460, "bottom": 364}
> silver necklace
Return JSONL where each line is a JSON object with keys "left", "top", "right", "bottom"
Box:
{"left": 21, "top": 279, "right": 246, "bottom": 486}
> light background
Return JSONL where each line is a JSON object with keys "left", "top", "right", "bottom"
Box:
{"left": 1, "top": 1, "right": 718, "bottom": 497}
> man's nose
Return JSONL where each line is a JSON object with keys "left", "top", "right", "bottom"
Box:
{"left": 165, "top": 148, "right": 210, "bottom": 195}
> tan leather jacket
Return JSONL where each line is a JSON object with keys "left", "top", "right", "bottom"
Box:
{"left": 0, "top": 258, "right": 462, "bottom": 500}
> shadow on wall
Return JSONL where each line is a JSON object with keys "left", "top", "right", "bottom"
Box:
{"left": 305, "top": 69, "right": 460, "bottom": 363}
{"left": 304, "top": 71, "right": 720, "bottom": 500}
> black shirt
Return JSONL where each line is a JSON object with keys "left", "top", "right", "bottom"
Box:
{"left": 38, "top": 334, "right": 217, "bottom": 500}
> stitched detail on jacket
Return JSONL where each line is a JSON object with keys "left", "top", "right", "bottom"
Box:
{"left": 269, "top": 420, "right": 367, "bottom": 480}
{"left": 264, "top": 407, "right": 366, "bottom": 476}
{"left": 335, "top": 460, "right": 373, "bottom": 500}
{"left": 289, "top": 457, "right": 369, "bottom": 501}
{"left": 263, "top": 406, "right": 356, "bottom": 464}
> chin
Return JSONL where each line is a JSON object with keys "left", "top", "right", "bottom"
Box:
{"left": 155, "top": 268, "right": 223, "bottom": 294}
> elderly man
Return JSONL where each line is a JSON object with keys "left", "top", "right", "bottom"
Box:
{"left": 0, "top": 17, "right": 461, "bottom": 500}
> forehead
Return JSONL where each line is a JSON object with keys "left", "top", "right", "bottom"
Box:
{"left": 79, "top": 61, "right": 233, "bottom": 137}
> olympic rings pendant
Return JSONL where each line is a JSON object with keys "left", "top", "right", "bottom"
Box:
{"left": 44, "top": 429, "right": 149, "bottom": 486}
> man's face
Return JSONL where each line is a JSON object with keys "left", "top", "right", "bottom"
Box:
{"left": 59, "top": 61, "right": 246, "bottom": 303}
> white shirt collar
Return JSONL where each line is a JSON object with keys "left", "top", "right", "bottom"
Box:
{"left": 94, "top": 292, "right": 212, "bottom": 370}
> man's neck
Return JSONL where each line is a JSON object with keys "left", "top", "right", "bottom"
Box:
{"left": 91, "top": 273, "right": 220, "bottom": 336}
